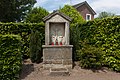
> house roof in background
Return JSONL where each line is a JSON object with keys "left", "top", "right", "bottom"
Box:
{"left": 43, "top": 10, "right": 72, "bottom": 22}
{"left": 73, "top": 1, "right": 96, "bottom": 15}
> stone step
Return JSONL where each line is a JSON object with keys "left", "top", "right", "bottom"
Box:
{"left": 49, "top": 65, "right": 70, "bottom": 76}
{"left": 51, "top": 64, "right": 65, "bottom": 68}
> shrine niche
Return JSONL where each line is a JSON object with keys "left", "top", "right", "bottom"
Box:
{"left": 42, "top": 11, "right": 73, "bottom": 69}
{"left": 50, "top": 23, "right": 65, "bottom": 45}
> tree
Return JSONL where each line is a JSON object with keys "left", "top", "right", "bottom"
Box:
{"left": 25, "top": 7, "right": 49, "bottom": 23}
{"left": 0, "top": 0, "right": 36, "bottom": 22}
{"left": 59, "top": 5, "right": 85, "bottom": 27}
{"left": 97, "top": 11, "right": 115, "bottom": 19}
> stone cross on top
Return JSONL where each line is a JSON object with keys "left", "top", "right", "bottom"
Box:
{"left": 43, "top": 10, "right": 71, "bottom": 45}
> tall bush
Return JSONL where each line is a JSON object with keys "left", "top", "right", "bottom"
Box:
{"left": 30, "top": 30, "right": 43, "bottom": 63}
{"left": 77, "top": 17, "right": 120, "bottom": 71}
{"left": 0, "top": 34, "right": 22, "bottom": 80}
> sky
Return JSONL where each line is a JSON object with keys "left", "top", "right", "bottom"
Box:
{"left": 34, "top": 0, "right": 120, "bottom": 16}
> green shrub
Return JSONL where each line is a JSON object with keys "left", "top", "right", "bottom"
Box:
{"left": 30, "top": 30, "right": 43, "bottom": 63}
{"left": 0, "top": 34, "right": 22, "bottom": 80}
{"left": 77, "top": 40, "right": 103, "bottom": 69}
{"left": 70, "top": 25, "right": 81, "bottom": 60}
{"left": 0, "top": 22, "right": 45, "bottom": 58}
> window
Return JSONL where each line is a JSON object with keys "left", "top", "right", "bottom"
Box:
{"left": 86, "top": 14, "right": 91, "bottom": 21}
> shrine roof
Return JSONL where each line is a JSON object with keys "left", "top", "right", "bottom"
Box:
{"left": 43, "top": 10, "right": 72, "bottom": 22}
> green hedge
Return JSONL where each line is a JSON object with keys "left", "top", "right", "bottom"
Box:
{"left": 0, "top": 34, "right": 22, "bottom": 80}
{"left": 77, "top": 41, "right": 103, "bottom": 69}
{"left": 77, "top": 17, "right": 120, "bottom": 71}
{"left": 0, "top": 22, "right": 45, "bottom": 57}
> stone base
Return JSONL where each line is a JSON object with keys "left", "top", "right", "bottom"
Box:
{"left": 42, "top": 45, "right": 73, "bottom": 69}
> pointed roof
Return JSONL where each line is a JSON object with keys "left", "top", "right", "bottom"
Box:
{"left": 43, "top": 10, "right": 72, "bottom": 22}
{"left": 73, "top": 1, "right": 96, "bottom": 15}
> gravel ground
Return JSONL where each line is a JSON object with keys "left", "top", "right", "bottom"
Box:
{"left": 19, "top": 59, "right": 120, "bottom": 80}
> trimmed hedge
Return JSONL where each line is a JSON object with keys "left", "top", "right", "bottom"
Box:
{"left": 0, "top": 22, "right": 45, "bottom": 58}
{"left": 0, "top": 34, "right": 22, "bottom": 80}
{"left": 77, "top": 41, "right": 103, "bottom": 69}
{"left": 77, "top": 17, "right": 120, "bottom": 71}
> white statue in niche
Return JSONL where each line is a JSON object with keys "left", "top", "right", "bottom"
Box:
{"left": 58, "top": 36, "right": 63, "bottom": 45}
{"left": 51, "top": 35, "right": 65, "bottom": 45}
{"left": 51, "top": 35, "right": 57, "bottom": 45}
{"left": 58, "top": 36, "right": 66, "bottom": 45}
{"left": 50, "top": 24, "right": 65, "bottom": 45}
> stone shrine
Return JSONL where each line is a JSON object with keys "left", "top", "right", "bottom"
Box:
{"left": 42, "top": 11, "right": 73, "bottom": 70}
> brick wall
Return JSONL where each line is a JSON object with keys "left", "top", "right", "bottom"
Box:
{"left": 76, "top": 5, "right": 94, "bottom": 20}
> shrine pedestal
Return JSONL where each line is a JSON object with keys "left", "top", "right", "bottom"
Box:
{"left": 42, "top": 45, "right": 73, "bottom": 69}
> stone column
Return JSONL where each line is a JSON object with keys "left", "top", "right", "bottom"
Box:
{"left": 45, "top": 22, "right": 49, "bottom": 45}
{"left": 65, "top": 22, "right": 70, "bottom": 45}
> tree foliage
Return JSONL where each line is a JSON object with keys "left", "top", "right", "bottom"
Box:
{"left": 25, "top": 7, "right": 49, "bottom": 23}
{"left": 97, "top": 11, "right": 115, "bottom": 19}
{"left": 0, "top": 0, "right": 36, "bottom": 22}
{"left": 59, "top": 5, "right": 85, "bottom": 27}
